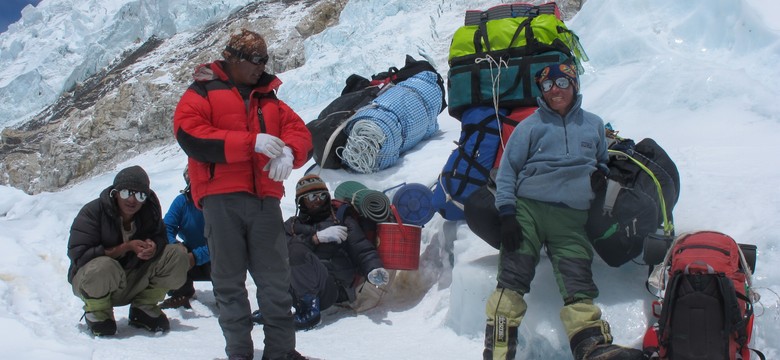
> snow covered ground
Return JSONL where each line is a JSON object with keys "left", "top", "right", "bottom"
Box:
{"left": 0, "top": 0, "right": 779, "bottom": 359}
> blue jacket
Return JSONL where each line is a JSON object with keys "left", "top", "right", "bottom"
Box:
{"left": 164, "top": 192, "right": 209, "bottom": 265}
{"left": 494, "top": 95, "right": 608, "bottom": 212}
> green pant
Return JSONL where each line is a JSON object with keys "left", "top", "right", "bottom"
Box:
{"left": 497, "top": 197, "right": 597, "bottom": 302}
{"left": 71, "top": 244, "right": 189, "bottom": 307}
{"left": 485, "top": 198, "right": 608, "bottom": 359}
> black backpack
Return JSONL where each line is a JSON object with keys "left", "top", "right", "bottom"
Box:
{"left": 586, "top": 136, "right": 680, "bottom": 267}
{"left": 308, "top": 86, "right": 383, "bottom": 169}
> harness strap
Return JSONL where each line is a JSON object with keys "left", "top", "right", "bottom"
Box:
{"left": 602, "top": 179, "right": 622, "bottom": 217}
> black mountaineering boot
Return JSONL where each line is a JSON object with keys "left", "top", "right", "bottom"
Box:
{"left": 128, "top": 306, "right": 170, "bottom": 332}
{"left": 571, "top": 327, "right": 645, "bottom": 360}
{"left": 84, "top": 311, "right": 117, "bottom": 336}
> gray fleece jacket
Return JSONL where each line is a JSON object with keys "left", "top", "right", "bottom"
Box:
{"left": 494, "top": 95, "right": 608, "bottom": 212}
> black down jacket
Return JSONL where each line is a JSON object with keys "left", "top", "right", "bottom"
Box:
{"left": 67, "top": 186, "right": 167, "bottom": 283}
{"left": 284, "top": 204, "right": 383, "bottom": 299}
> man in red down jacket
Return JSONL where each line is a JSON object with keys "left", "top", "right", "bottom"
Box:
{"left": 173, "top": 28, "right": 312, "bottom": 360}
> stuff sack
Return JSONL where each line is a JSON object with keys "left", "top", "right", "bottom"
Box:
{"left": 643, "top": 231, "right": 763, "bottom": 360}
{"left": 447, "top": 2, "right": 586, "bottom": 118}
{"left": 586, "top": 136, "right": 680, "bottom": 267}
{"left": 432, "top": 106, "right": 508, "bottom": 220}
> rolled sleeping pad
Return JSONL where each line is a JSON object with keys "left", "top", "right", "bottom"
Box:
{"left": 334, "top": 180, "right": 390, "bottom": 222}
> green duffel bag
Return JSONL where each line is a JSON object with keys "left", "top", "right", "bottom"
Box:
{"left": 447, "top": 50, "right": 571, "bottom": 119}
{"left": 448, "top": 13, "right": 585, "bottom": 63}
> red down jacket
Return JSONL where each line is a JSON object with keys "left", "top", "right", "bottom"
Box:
{"left": 173, "top": 61, "right": 312, "bottom": 207}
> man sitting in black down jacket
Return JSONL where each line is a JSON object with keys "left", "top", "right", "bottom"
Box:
{"left": 252, "top": 174, "right": 389, "bottom": 330}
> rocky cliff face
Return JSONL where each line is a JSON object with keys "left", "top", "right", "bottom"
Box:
{"left": 0, "top": 0, "right": 580, "bottom": 194}
{"left": 0, "top": 0, "right": 348, "bottom": 194}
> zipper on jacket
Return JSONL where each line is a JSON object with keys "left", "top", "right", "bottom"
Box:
{"left": 250, "top": 91, "right": 263, "bottom": 196}
{"left": 257, "top": 106, "right": 267, "bottom": 133}
{"left": 562, "top": 115, "right": 570, "bottom": 156}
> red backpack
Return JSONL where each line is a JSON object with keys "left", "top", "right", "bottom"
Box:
{"left": 643, "top": 231, "right": 763, "bottom": 360}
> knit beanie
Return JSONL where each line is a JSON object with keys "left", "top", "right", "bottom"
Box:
{"left": 535, "top": 63, "right": 579, "bottom": 93}
{"left": 295, "top": 175, "right": 329, "bottom": 201}
{"left": 222, "top": 28, "right": 267, "bottom": 61}
{"left": 113, "top": 165, "right": 150, "bottom": 193}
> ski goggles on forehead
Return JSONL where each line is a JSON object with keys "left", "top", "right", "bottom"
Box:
{"left": 540, "top": 77, "right": 572, "bottom": 92}
{"left": 225, "top": 46, "right": 268, "bottom": 65}
{"left": 302, "top": 192, "right": 329, "bottom": 202}
{"left": 118, "top": 189, "right": 148, "bottom": 202}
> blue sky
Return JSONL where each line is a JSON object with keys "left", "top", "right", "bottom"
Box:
{"left": 0, "top": 0, "right": 40, "bottom": 33}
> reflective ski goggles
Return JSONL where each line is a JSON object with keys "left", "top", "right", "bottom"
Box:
{"left": 118, "top": 189, "right": 148, "bottom": 202}
{"left": 303, "top": 192, "right": 329, "bottom": 202}
{"left": 225, "top": 46, "right": 269, "bottom": 65}
{"left": 540, "top": 77, "right": 572, "bottom": 92}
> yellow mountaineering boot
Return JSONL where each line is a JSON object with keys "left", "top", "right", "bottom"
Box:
{"left": 562, "top": 299, "right": 644, "bottom": 360}
{"left": 483, "top": 288, "right": 526, "bottom": 360}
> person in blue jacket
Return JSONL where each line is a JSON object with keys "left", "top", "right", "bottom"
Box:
{"left": 161, "top": 165, "right": 211, "bottom": 309}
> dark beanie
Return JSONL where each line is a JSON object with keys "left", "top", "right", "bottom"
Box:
{"left": 535, "top": 62, "right": 579, "bottom": 93}
{"left": 223, "top": 28, "right": 267, "bottom": 60}
{"left": 113, "top": 166, "right": 151, "bottom": 193}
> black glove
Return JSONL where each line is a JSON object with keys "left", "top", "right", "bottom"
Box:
{"left": 499, "top": 214, "right": 523, "bottom": 252}
{"left": 590, "top": 170, "right": 607, "bottom": 193}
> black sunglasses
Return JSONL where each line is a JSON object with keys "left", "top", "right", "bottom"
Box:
{"left": 225, "top": 46, "right": 269, "bottom": 65}
{"left": 117, "top": 189, "right": 148, "bottom": 202}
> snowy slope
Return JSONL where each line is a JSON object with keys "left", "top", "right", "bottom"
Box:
{"left": 0, "top": 0, "right": 779, "bottom": 359}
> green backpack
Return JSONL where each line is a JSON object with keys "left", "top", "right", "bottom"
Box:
{"left": 447, "top": 3, "right": 588, "bottom": 119}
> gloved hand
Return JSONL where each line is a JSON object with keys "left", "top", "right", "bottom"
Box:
{"left": 263, "top": 146, "right": 293, "bottom": 182}
{"left": 254, "top": 133, "right": 285, "bottom": 158}
{"left": 499, "top": 213, "right": 523, "bottom": 252}
{"left": 315, "top": 225, "right": 348, "bottom": 244}
{"left": 367, "top": 267, "right": 390, "bottom": 286}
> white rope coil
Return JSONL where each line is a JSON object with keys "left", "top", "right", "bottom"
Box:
{"left": 340, "top": 120, "right": 387, "bottom": 173}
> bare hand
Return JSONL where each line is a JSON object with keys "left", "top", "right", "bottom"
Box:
{"left": 129, "top": 239, "right": 156, "bottom": 260}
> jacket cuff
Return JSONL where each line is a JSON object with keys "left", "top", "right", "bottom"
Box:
{"left": 498, "top": 205, "right": 516, "bottom": 217}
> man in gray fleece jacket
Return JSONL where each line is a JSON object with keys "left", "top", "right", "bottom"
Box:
{"left": 483, "top": 63, "right": 643, "bottom": 360}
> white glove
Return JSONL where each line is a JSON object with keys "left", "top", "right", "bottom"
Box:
{"left": 316, "top": 225, "right": 348, "bottom": 244}
{"left": 254, "top": 133, "right": 285, "bottom": 158}
{"left": 367, "top": 267, "right": 390, "bottom": 286}
{"left": 263, "top": 146, "right": 293, "bottom": 182}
